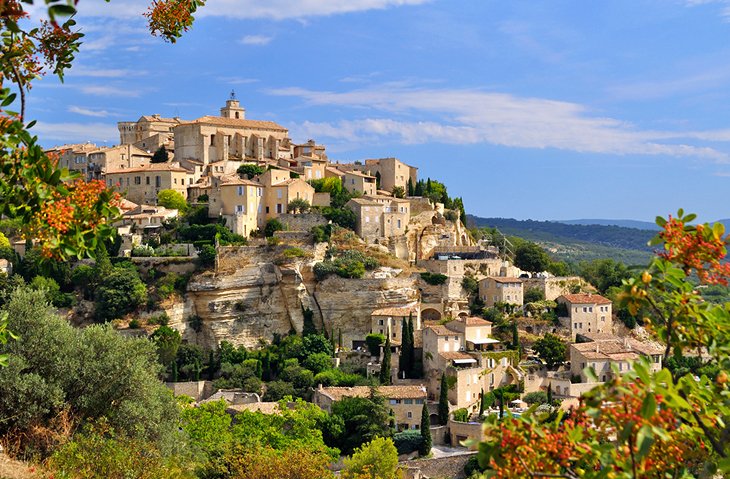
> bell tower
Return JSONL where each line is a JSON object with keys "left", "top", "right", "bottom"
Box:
{"left": 220, "top": 90, "right": 245, "bottom": 119}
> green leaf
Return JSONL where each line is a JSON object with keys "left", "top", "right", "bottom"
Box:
{"left": 683, "top": 213, "right": 697, "bottom": 223}
{"left": 655, "top": 216, "right": 667, "bottom": 227}
{"left": 635, "top": 424, "right": 654, "bottom": 460}
{"left": 640, "top": 393, "right": 656, "bottom": 419}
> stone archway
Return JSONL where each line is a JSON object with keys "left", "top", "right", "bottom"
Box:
{"left": 429, "top": 413, "right": 440, "bottom": 426}
{"left": 422, "top": 308, "right": 442, "bottom": 322}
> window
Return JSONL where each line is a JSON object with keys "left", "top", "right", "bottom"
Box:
{"left": 415, "top": 399, "right": 424, "bottom": 404}
{"left": 365, "top": 216, "right": 370, "bottom": 223}
{"left": 397, "top": 219, "right": 401, "bottom": 228}
{"left": 466, "top": 391, "right": 471, "bottom": 402}
{"left": 134, "top": 176, "right": 141, "bottom": 185}
{"left": 257, "top": 188, "right": 262, "bottom": 197}
{"left": 155, "top": 176, "right": 161, "bottom": 187}
{"left": 589, "top": 307, "right": 593, "bottom": 312}
{"left": 351, "top": 179, "right": 355, "bottom": 185}
{"left": 238, "top": 186, "right": 244, "bottom": 196}
{"left": 378, "top": 319, "right": 384, "bottom": 325}
{"left": 266, "top": 206, "right": 270, "bottom": 214}
{"left": 210, "top": 134, "right": 215, "bottom": 145}
{"left": 404, "top": 399, "right": 413, "bottom": 405}
{"left": 277, "top": 189, "right": 282, "bottom": 199}
{"left": 276, "top": 204, "right": 282, "bottom": 214}
{"left": 236, "top": 205, "right": 244, "bottom": 213}
{"left": 407, "top": 412, "right": 412, "bottom": 419}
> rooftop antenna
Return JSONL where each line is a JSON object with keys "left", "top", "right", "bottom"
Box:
{"left": 230, "top": 89, "right": 236, "bottom": 101}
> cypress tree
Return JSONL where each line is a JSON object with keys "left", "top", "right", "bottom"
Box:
{"left": 406, "top": 314, "right": 416, "bottom": 378}
{"left": 438, "top": 373, "right": 449, "bottom": 425}
{"left": 379, "top": 335, "right": 392, "bottom": 385}
{"left": 171, "top": 361, "right": 178, "bottom": 382}
{"left": 407, "top": 177, "right": 414, "bottom": 197}
{"left": 375, "top": 171, "right": 382, "bottom": 190}
{"left": 497, "top": 388, "right": 504, "bottom": 419}
{"left": 398, "top": 317, "right": 408, "bottom": 378}
{"left": 262, "top": 351, "right": 271, "bottom": 381}
{"left": 338, "top": 328, "right": 343, "bottom": 351}
{"left": 547, "top": 383, "right": 553, "bottom": 405}
{"left": 414, "top": 180, "right": 424, "bottom": 197}
{"left": 420, "top": 402, "right": 431, "bottom": 456}
{"left": 478, "top": 388, "right": 485, "bottom": 417}
{"left": 255, "top": 359, "right": 263, "bottom": 379}
{"left": 302, "top": 307, "right": 317, "bottom": 337}
{"left": 512, "top": 321, "right": 519, "bottom": 350}
{"left": 207, "top": 350, "right": 216, "bottom": 380}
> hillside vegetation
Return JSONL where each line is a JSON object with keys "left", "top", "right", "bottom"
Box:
{"left": 467, "top": 215, "right": 655, "bottom": 265}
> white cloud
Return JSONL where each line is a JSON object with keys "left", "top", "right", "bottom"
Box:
{"left": 32, "top": 121, "right": 119, "bottom": 144}
{"left": 68, "top": 106, "right": 112, "bottom": 118}
{"left": 271, "top": 85, "right": 730, "bottom": 160}
{"left": 684, "top": 0, "right": 730, "bottom": 20}
{"left": 240, "top": 35, "right": 273, "bottom": 45}
{"left": 70, "top": 0, "right": 431, "bottom": 20}
{"left": 68, "top": 67, "right": 148, "bottom": 78}
{"left": 78, "top": 85, "right": 143, "bottom": 97}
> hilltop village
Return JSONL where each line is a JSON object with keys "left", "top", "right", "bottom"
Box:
{"left": 20, "top": 96, "right": 667, "bottom": 476}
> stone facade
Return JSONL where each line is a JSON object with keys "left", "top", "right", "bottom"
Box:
{"left": 478, "top": 277, "right": 524, "bottom": 308}
{"left": 557, "top": 293, "right": 613, "bottom": 338}
{"left": 105, "top": 163, "right": 192, "bottom": 205}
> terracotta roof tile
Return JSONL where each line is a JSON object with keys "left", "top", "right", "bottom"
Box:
{"left": 371, "top": 305, "right": 419, "bottom": 317}
{"left": 464, "top": 316, "right": 492, "bottom": 326}
{"left": 560, "top": 293, "right": 612, "bottom": 305}
{"left": 184, "top": 115, "right": 287, "bottom": 131}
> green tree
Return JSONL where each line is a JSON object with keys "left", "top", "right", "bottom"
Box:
{"left": 365, "top": 333, "right": 385, "bottom": 357}
{"left": 419, "top": 402, "right": 431, "bottom": 456}
{"left": 398, "top": 317, "right": 409, "bottom": 378}
{"left": 524, "top": 287, "right": 545, "bottom": 303}
{"left": 302, "top": 306, "right": 317, "bottom": 336}
{"left": 264, "top": 218, "right": 285, "bottom": 237}
{"left": 514, "top": 242, "right": 551, "bottom": 273}
{"left": 150, "top": 325, "right": 181, "bottom": 370}
{"left": 157, "top": 189, "right": 188, "bottom": 212}
{"left": 0, "top": 287, "right": 181, "bottom": 455}
{"left": 522, "top": 391, "right": 549, "bottom": 405}
{"left": 407, "top": 177, "right": 414, "bottom": 196}
{"left": 94, "top": 267, "right": 148, "bottom": 322}
{"left": 150, "top": 145, "right": 169, "bottom": 163}
{"left": 438, "top": 373, "right": 449, "bottom": 425}
{"left": 379, "top": 334, "right": 392, "bottom": 385}
{"left": 533, "top": 333, "right": 567, "bottom": 368}
{"left": 328, "top": 391, "right": 392, "bottom": 455}
{"left": 237, "top": 163, "right": 265, "bottom": 179}
{"left": 342, "top": 437, "right": 400, "bottom": 479}
{"left": 288, "top": 197, "right": 311, "bottom": 214}
{"left": 579, "top": 258, "right": 630, "bottom": 294}
{"left": 391, "top": 185, "right": 405, "bottom": 198}
{"left": 303, "top": 352, "right": 332, "bottom": 375}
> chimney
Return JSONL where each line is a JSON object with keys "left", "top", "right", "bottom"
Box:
{"left": 595, "top": 342, "right": 600, "bottom": 353}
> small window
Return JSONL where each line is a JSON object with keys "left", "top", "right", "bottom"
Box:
{"left": 407, "top": 411, "right": 412, "bottom": 419}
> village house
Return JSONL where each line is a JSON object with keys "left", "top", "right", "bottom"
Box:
{"left": 105, "top": 163, "right": 193, "bottom": 205}
{"left": 120, "top": 204, "right": 179, "bottom": 232}
{"left": 87, "top": 144, "right": 154, "bottom": 181}
{"left": 422, "top": 318, "right": 517, "bottom": 413}
{"left": 258, "top": 168, "right": 315, "bottom": 219}
{"left": 346, "top": 197, "right": 385, "bottom": 240}
{"left": 313, "top": 385, "right": 427, "bottom": 431}
{"left": 363, "top": 157, "right": 418, "bottom": 193}
{"left": 370, "top": 304, "right": 421, "bottom": 344}
{"left": 522, "top": 275, "right": 584, "bottom": 301}
{"left": 478, "top": 277, "right": 524, "bottom": 309}
{"left": 570, "top": 334, "right": 664, "bottom": 383}
{"left": 207, "top": 174, "right": 264, "bottom": 237}
{"left": 47, "top": 142, "right": 99, "bottom": 178}
{"left": 342, "top": 169, "right": 377, "bottom": 196}
{"left": 557, "top": 293, "right": 613, "bottom": 338}
{"left": 118, "top": 114, "right": 181, "bottom": 150}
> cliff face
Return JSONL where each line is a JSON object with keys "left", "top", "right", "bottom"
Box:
{"left": 178, "top": 243, "right": 419, "bottom": 349}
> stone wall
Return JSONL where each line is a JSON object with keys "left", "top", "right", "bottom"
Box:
{"left": 523, "top": 276, "right": 584, "bottom": 301}
{"left": 448, "top": 419, "right": 484, "bottom": 449}
{"left": 165, "top": 380, "right": 214, "bottom": 401}
{"left": 130, "top": 256, "right": 197, "bottom": 276}
{"left": 277, "top": 212, "right": 328, "bottom": 232}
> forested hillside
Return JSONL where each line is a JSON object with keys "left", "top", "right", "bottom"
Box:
{"left": 467, "top": 215, "right": 655, "bottom": 265}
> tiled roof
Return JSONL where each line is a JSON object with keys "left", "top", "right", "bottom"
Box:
{"left": 485, "top": 276, "right": 523, "bottom": 284}
{"left": 184, "top": 115, "right": 287, "bottom": 131}
{"left": 425, "top": 324, "right": 455, "bottom": 336}
{"left": 318, "top": 385, "right": 427, "bottom": 401}
{"left": 560, "top": 293, "right": 611, "bottom": 305}
{"left": 572, "top": 337, "right": 663, "bottom": 360}
{"left": 140, "top": 115, "right": 180, "bottom": 123}
{"left": 325, "top": 166, "right": 345, "bottom": 176}
{"left": 226, "top": 402, "right": 281, "bottom": 415}
{"left": 371, "top": 305, "right": 419, "bottom": 317}
{"left": 106, "top": 163, "right": 191, "bottom": 174}
{"left": 218, "top": 175, "right": 262, "bottom": 187}
{"left": 440, "top": 351, "right": 477, "bottom": 361}
{"left": 348, "top": 198, "right": 381, "bottom": 206}
{"left": 464, "top": 316, "right": 492, "bottom": 326}
{"left": 344, "top": 169, "right": 375, "bottom": 179}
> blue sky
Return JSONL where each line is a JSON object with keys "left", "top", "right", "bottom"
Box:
{"left": 26, "top": 0, "right": 730, "bottom": 222}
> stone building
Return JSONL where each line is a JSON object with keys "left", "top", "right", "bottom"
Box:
{"left": 363, "top": 157, "right": 418, "bottom": 193}
{"left": 105, "top": 163, "right": 192, "bottom": 205}
{"left": 370, "top": 304, "right": 421, "bottom": 344}
{"left": 207, "top": 175, "right": 264, "bottom": 237}
{"left": 346, "top": 197, "right": 385, "bottom": 240}
{"left": 48, "top": 142, "right": 99, "bottom": 178}
{"left": 258, "top": 168, "right": 315, "bottom": 219}
{"left": 522, "top": 276, "right": 584, "bottom": 301}
{"left": 313, "top": 385, "right": 427, "bottom": 431}
{"left": 343, "top": 169, "right": 377, "bottom": 196}
{"left": 557, "top": 293, "right": 613, "bottom": 338}
{"left": 118, "top": 114, "right": 181, "bottom": 148}
{"left": 570, "top": 334, "right": 664, "bottom": 383}
{"left": 422, "top": 317, "right": 515, "bottom": 412}
{"left": 478, "top": 277, "right": 524, "bottom": 308}
{"left": 87, "top": 144, "right": 153, "bottom": 180}
{"left": 173, "top": 98, "right": 290, "bottom": 166}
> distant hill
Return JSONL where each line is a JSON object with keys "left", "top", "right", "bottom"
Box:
{"left": 466, "top": 215, "right": 656, "bottom": 265}
{"left": 558, "top": 219, "right": 661, "bottom": 230}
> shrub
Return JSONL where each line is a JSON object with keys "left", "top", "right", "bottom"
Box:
{"left": 321, "top": 207, "right": 356, "bottom": 230}
{"left": 147, "top": 313, "right": 170, "bottom": 326}
{"left": 277, "top": 247, "right": 312, "bottom": 265}
{"left": 237, "top": 164, "right": 265, "bottom": 179}
{"left": 287, "top": 198, "right": 311, "bottom": 214}
{"left": 157, "top": 189, "right": 188, "bottom": 213}
{"left": 444, "top": 210, "right": 458, "bottom": 222}
{"left": 393, "top": 430, "right": 423, "bottom": 455}
{"left": 313, "top": 261, "right": 339, "bottom": 280}
{"left": 264, "top": 218, "right": 285, "bottom": 237}
{"left": 365, "top": 333, "right": 385, "bottom": 357}
{"left": 198, "top": 245, "right": 216, "bottom": 268}
{"left": 311, "top": 224, "right": 331, "bottom": 243}
{"left": 523, "top": 391, "right": 549, "bottom": 405}
{"left": 524, "top": 287, "right": 546, "bottom": 303}
{"left": 132, "top": 245, "right": 155, "bottom": 257}
{"left": 94, "top": 268, "right": 148, "bottom": 323}
{"left": 452, "top": 408, "right": 469, "bottom": 422}
{"left": 421, "top": 272, "right": 448, "bottom": 285}
{"left": 313, "top": 369, "right": 365, "bottom": 387}
{"left": 128, "top": 319, "right": 141, "bottom": 329}
{"left": 197, "top": 193, "right": 209, "bottom": 202}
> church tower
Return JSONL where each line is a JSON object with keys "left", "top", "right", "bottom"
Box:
{"left": 220, "top": 90, "right": 245, "bottom": 119}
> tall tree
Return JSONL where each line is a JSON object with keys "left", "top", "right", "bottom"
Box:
{"left": 533, "top": 333, "right": 567, "bottom": 369}
{"left": 511, "top": 321, "right": 519, "bottom": 350}
{"left": 479, "top": 388, "right": 485, "bottom": 417}
{"left": 419, "top": 403, "right": 431, "bottom": 456}
{"left": 406, "top": 314, "right": 416, "bottom": 378}
{"left": 150, "top": 145, "right": 169, "bottom": 163}
{"left": 514, "top": 242, "right": 551, "bottom": 274}
{"left": 379, "top": 335, "right": 391, "bottom": 385}
{"left": 407, "top": 177, "right": 414, "bottom": 197}
{"left": 438, "top": 373, "right": 449, "bottom": 425}
{"left": 398, "top": 317, "right": 409, "bottom": 378}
